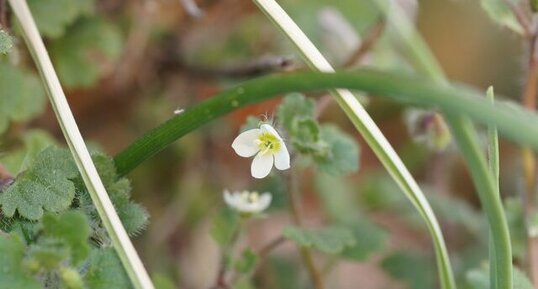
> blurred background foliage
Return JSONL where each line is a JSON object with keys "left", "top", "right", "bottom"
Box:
{"left": 0, "top": 0, "right": 535, "bottom": 288}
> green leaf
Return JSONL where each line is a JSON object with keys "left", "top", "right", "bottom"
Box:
{"left": 277, "top": 94, "right": 359, "bottom": 174}
{"left": 505, "top": 198, "right": 526, "bottom": 260}
{"left": 514, "top": 267, "right": 534, "bottom": 289}
{"left": 1, "top": 129, "right": 57, "bottom": 175}
{"left": 277, "top": 93, "right": 316, "bottom": 130}
{"left": 111, "top": 192, "right": 149, "bottom": 236}
{"left": 283, "top": 226, "right": 356, "bottom": 254}
{"left": 480, "top": 0, "right": 524, "bottom": 34}
{"left": 50, "top": 17, "right": 122, "bottom": 88}
{"left": 0, "top": 234, "right": 41, "bottom": 289}
{"left": 60, "top": 267, "right": 84, "bottom": 289}
{"left": 78, "top": 151, "right": 148, "bottom": 236}
{"left": 29, "top": 238, "right": 69, "bottom": 269}
{"left": 41, "top": 211, "right": 90, "bottom": 265}
{"left": 0, "top": 30, "right": 13, "bottom": 54}
{"left": 234, "top": 248, "right": 257, "bottom": 274}
{"left": 466, "top": 265, "right": 533, "bottom": 289}
{"left": 0, "top": 62, "right": 46, "bottom": 134}
{"left": 381, "top": 250, "right": 436, "bottom": 289}
{"left": 466, "top": 266, "right": 489, "bottom": 289}
{"left": 314, "top": 173, "right": 387, "bottom": 261}
{"left": 83, "top": 247, "right": 132, "bottom": 289}
{"left": 340, "top": 219, "right": 387, "bottom": 261}
{"left": 210, "top": 207, "right": 240, "bottom": 247}
{"left": 290, "top": 118, "right": 330, "bottom": 156}
{"left": 0, "top": 147, "right": 78, "bottom": 220}
{"left": 532, "top": 0, "right": 538, "bottom": 12}
{"left": 314, "top": 125, "right": 359, "bottom": 175}
{"left": 26, "top": 0, "right": 94, "bottom": 38}
{"left": 152, "top": 273, "right": 175, "bottom": 289}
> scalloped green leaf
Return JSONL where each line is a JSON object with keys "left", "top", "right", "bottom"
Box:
{"left": 0, "top": 147, "right": 78, "bottom": 220}
{"left": 83, "top": 247, "right": 132, "bottom": 289}
{"left": 26, "top": 0, "right": 94, "bottom": 38}
{"left": 77, "top": 151, "right": 149, "bottom": 236}
{"left": 277, "top": 93, "right": 316, "bottom": 130}
{"left": 315, "top": 173, "right": 387, "bottom": 261}
{"left": 50, "top": 17, "right": 122, "bottom": 88}
{"left": 41, "top": 211, "right": 90, "bottom": 265}
{"left": 381, "top": 250, "right": 436, "bottom": 289}
{"left": 314, "top": 125, "right": 359, "bottom": 175}
{"left": 0, "top": 62, "right": 46, "bottom": 134}
{"left": 283, "top": 226, "right": 356, "bottom": 254}
{"left": 1, "top": 130, "right": 57, "bottom": 175}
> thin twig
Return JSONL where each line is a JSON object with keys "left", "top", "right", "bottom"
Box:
{"left": 166, "top": 54, "right": 296, "bottom": 79}
{"left": 258, "top": 235, "right": 286, "bottom": 259}
{"left": 343, "top": 19, "right": 386, "bottom": 67}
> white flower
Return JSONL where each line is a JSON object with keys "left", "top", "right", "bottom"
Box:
{"left": 223, "top": 190, "right": 272, "bottom": 214}
{"left": 232, "top": 124, "right": 290, "bottom": 179}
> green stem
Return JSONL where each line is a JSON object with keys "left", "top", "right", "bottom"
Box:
{"left": 377, "top": 2, "right": 512, "bottom": 286}
{"left": 115, "top": 71, "right": 538, "bottom": 176}
{"left": 445, "top": 114, "right": 511, "bottom": 288}
{"left": 8, "top": 1, "right": 155, "bottom": 289}
{"left": 487, "top": 87, "right": 500, "bottom": 289}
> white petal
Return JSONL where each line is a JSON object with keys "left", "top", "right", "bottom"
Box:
{"left": 260, "top": 124, "right": 283, "bottom": 140}
{"left": 223, "top": 190, "right": 237, "bottom": 208}
{"left": 256, "top": 193, "right": 272, "bottom": 212}
{"left": 251, "top": 152, "right": 274, "bottom": 179}
{"left": 236, "top": 202, "right": 259, "bottom": 213}
{"left": 274, "top": 142, "right": 290, "bottom": 170}
{"left": 232, "top": 129, "right": 261, "bottom": 157}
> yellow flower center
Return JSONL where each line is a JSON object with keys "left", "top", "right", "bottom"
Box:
{"left": 241, "top": 191, "right": 259, "bottom": 203}
{"left": 256, "top": 133, "right": 281, "bottom": 155}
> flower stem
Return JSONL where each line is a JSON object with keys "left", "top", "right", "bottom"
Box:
{"left": 7, "top": 1, "right": 154, "bottom": 289}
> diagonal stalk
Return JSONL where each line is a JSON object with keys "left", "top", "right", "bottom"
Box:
{"left": 7, "top": 1, "right": 155, "bottom": 289}
{"left": 376, "top": 1, "right": 512, "bottom": 286}
{"left": 487, "top": 87, "right": 500, "bottom": 289}
{"left": 251, "top": 0, "right": 455, "bottom": 288}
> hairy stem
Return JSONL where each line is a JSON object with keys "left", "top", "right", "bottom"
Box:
{"left": 8, "top": 1, "right": 154, "bottom": 289}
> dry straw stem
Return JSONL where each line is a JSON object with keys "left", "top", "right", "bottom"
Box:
{"left": 7, "top": 1, "right": 155, "bottom": 289}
